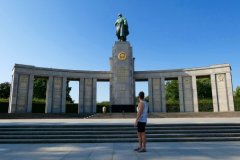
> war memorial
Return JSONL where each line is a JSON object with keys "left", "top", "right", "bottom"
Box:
{"left": 8, "top": 14, "right": 235, "bottom": 114}
{"left": 2, "top": 14, "right": 240, "bottom": 160}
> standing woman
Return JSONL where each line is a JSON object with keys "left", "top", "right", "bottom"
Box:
{"left": 134, "top": 91, "right": 148, "bottom": 152}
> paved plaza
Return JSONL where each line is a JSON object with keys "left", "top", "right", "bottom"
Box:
{"left": 0, "top": 142, "right": 240, "bottom": 160}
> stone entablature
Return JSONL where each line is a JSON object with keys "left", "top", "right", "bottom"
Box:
{"left": 13, "top": 64, "right": 111, "bottom": 80}
{"left": 134, "top": 64, "right": 231, "bottom": 79}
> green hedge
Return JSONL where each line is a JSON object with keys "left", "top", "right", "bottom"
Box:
{"left": 0, "top": 99, "right": 8, "bottom": 113}
{"left": 166, "top": 99, "right": 179, "bottom": 112}
{"left": 0, "top": 98, "right": 9, "bottom": 103}
{"left": 0, "top": 102, "right": 8, "bottom": 113}
{"left": 32, "top": 103, "right": 45, "bottom": 113}
{"left": 166, "top": 99, "right": 213, "bottom": 112}
{"left": 2, "top": 98, "right": 240, "bottom": 113}
{"left": 66, "top": 103, "right": 78, "bottom": 113}
{"left": 234, "top": 97, "right": 240, "bottom": 111}
{"left": 198, "top": 99, "right": 213, "bottom": 112}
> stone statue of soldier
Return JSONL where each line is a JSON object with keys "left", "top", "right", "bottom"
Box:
{"left": 115, "top": 14, "right": 129, "bottom": 41}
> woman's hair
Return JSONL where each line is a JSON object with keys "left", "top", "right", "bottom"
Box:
{"left": 138, "top": 91, "right": 145, "bottom": 100}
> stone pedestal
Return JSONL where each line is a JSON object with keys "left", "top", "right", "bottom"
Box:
{"left": 110, "top": 41, "right": 135, "bottom": 112}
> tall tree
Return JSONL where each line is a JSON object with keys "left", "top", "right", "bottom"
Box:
{"left": 197, "top": 78, "right": 212, "bottom": 99}
{"left": 234, "top": 86, "right": 240, "bottom": 98}
{"left": 0, "top": 82, "right": 11, "bottom": 98}
{"left": 66, "top": 81, "right": 74, "bottom": 103}
{"left": 33, "top": 79, "right": 47, "bottom": 99}
{"left": 165, "top": 80, "right": 179, "bottom": 100}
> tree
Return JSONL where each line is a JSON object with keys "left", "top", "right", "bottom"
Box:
{"left": 0, "top": 82, "right": 11, "bottom": 98}
{"left": 165, "top": 80, "right": 179, "bottom": 100}
{"left": 66, "top": 81, "right": 74, "bottom": 103}
{"left": 197, "top": 78, "right": 212, "bottom": 99}
{"left": 164, "top": 78, "right": 212, "bottom": 101}
{"left": 234, "top": 86, "right": 240, "bottom": 98}
{"left": 33, "top": 79, "right": 47, "bottom": 99}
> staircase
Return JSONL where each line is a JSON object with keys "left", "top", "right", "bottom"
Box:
{"left": 1, "top": 123, "right": 240, "bottom": 143}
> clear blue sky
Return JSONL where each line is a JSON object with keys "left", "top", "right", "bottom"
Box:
{"left": 0, "top": 0, "right": 239, "bottom": 102}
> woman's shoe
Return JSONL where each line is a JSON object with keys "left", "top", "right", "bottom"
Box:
{"left": 138, "top": 148, "right": 146, "bottom": 152}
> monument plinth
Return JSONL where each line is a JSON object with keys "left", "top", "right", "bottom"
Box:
{"left": 110, "top": 41, "right": 135, "bottom": 112}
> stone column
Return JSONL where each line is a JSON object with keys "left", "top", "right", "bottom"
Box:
{"left": 216, "top": 74, "right": 228, "bottom": 112}
{"left": 27, "top": 74, "right": 34, "bottom": 113}
{"left": 210, "top": 74, "right": 219, "bottom": 112}
{"left": 78, "top": 78, "right": 85, "bottom": 114}
{"left": 183, "top": 76, "right": 194, "bottom": 112}
{"left": 61, "top": 77, "right": 67, "bottom": 113}
{"left": 192, "top": 76, "right": 199, "bottom": 112}
{"left": 148, "top": 78, "right": 153, "bottom": 112}
{"left": 178, "top": 76, "right": 184, "bottom": 112}
{"left": 92, "top": 78, "right": 97, "bottom": 113}
{"left": 152, "top": 78, "right": 161, "bottom": 112}
{"left": 52, "top": 77, "right": 63, "bottom": 113}
{"left": 226, "top": 73, "right": 235, "bottom": 111}
{"left": 161, "top": 77, "right": 166, "bottom": 112}
{"left": 84, "top": 78, "right": 93, "bottom": 113}
{"left": 16, "top": 74, "right": 29, "bottom": 113}
{"left": 46, "top": 76, "right": 53, "bottom": 113}
{"left": 9, "top": 72, "right": 19, "bottom": 113}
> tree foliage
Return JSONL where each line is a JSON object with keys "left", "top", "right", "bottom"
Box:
{"left": 33, "top": 79, "right": 47, "bottom": 99}
{"left": 197, "top": 78, "right": 212, "bottom": 99}
{"left": 66, "top": 82, "right": 74, "bottom": 103}
{"left": 166, "top": 80, "right": 179, "bottom": 100}
{"left": 234, "top": 86, "right": 240, "bottom": 98}
{"left": 0, "top": 82, "right": 11, "bottom": 98}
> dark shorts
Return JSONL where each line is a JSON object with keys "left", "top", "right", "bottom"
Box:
{"left": 137, "top": 122, "right": 146, "bottom": 132}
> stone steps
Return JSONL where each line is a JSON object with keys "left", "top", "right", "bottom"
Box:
{"left": 1, "top": 137, "right": 240, "bottom": 144}
{"left": 1, "top": 124, "right": 240, "bottom": 143}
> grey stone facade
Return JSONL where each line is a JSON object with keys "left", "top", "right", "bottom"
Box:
{"left": 8, "top": 42, "right": 235, "bottom": 113}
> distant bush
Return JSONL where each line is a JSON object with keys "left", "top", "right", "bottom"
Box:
{"left": 234, "top": 97, "right": 240, "bottom": 111}
{"left": 66, "top": 103, "right": 78, "bottom": 113}
{"left": 32, "top": 103, "right": 45, "bottom": 113}
{"left": 0, "top": 98, "right": 8, "bottom": 113}
{"left": 31, "top": 99, "right": 45, "bottom": 113}
{"left": 166, "top": 98, "right": 213, "bottom": 112}
{"left": 166, "top": 99, "right": 179, "bottom": 112}
{"left": 198, "top": 99, "right": 213, "bottom": 112}
{"left": 0, "top": 98, "right": 9, "bottom": 103}
{"left": 0, "top": 99, "right": 8, "bottom": 113}
{"left": 32, "top": 98, "right": 45, "bottom": 103}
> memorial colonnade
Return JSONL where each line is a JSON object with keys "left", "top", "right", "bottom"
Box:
{"left": 9, "top": 64, "right": 234, "bottom": 113}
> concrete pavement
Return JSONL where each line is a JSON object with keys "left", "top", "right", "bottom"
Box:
{"left": 0, "top": 142, "right": 240, "bottom": 160}
{"left": 1, "top": 117, "right": 240, "bottom": 126}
